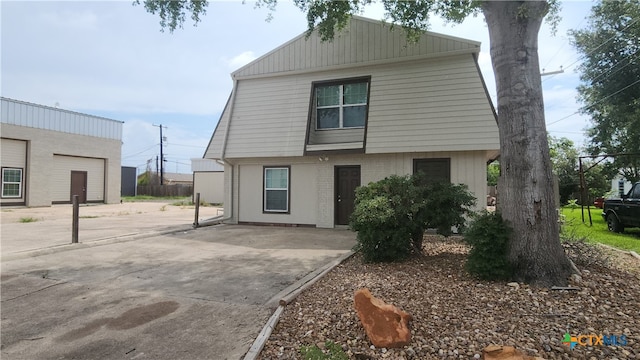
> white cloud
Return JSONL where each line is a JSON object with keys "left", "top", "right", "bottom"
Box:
{"left": 226, "top": 51, "right": 258, "bottom": 70}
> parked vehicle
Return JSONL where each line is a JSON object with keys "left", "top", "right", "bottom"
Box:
{"left": 602, "top": 182, "right": 640, "bottom": 233}
{"left": 593, "top": 197, "right": 604, "bottom": 209}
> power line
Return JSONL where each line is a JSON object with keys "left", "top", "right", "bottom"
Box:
{"left": 547, "top": 78, "right": 640, "bottom": 126}
{"left": 585, "top": 50, "right": 640, "bottom": 86}
{"left": 122, "top": 144, "right": 159, "bottom": 159}
{"left": 542, "top": 13, "right": 588, "bottom": 70}
{"left": 542, "top": 17, "right": 640, "bottom": 83}
{"left": 165, "top": 142, "right": 206, "bottom": 149}
{"left": 563, "top": 17, "right": 639, "bottom": 72}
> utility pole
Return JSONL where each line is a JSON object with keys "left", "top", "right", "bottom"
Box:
{"left": 153, "top": 124, "right": 166, "bottom": 185}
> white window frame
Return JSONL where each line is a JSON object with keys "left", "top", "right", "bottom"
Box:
{"left": 263, "top": 167, "right": 290, "bottom": 213}
{"left": 315, "top": 81, "right": 368, "bottom": 130}
{"left": 2, "top": 167, "right": 23, "bottom": 198}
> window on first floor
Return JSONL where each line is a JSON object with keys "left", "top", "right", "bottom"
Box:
{"left": 2, "top": 167, "right": 23, "bottom": 198}
{"left": 314, "top": 77, "right": 370, "bottom": 130}
{"left": 264, "top": 166, "right": 290, "bottom": 213}
{"left": 413, "top": 158, "right": 451, "bottom": 185}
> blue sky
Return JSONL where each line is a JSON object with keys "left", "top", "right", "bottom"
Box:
{"left": 1, "top": 1, "right": 594, "bottom": 174}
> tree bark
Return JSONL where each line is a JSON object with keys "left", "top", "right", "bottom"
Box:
{"left": 482, "top": 1, "right": 573, "bottom": 286}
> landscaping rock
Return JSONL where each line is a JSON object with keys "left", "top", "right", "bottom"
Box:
{"left": 258, "top": 236, "right": 640, "bottom": 360}
{"left": 482, "top": 344, "right": 545, "bottom": 360}
{"left": 354, "top": 288, "right": 412, "bottom": 348}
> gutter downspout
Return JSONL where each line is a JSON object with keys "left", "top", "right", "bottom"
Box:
{"left": 215, "top": 79, "right": 239, "bottom": 224}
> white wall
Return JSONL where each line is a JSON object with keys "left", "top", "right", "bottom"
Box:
{"left": 224, "top": 150, "right": 490, "bottom": 228}
{"left": 193, "top": 172, "right": 224, "bottom": 204}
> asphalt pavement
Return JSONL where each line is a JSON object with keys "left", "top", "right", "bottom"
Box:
{"left": 0, "top": 202, "right": 356, "bottom": 359}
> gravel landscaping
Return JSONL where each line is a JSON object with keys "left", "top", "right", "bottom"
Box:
{"left": 259, "top": 236, "right": 640, "bottom": 359}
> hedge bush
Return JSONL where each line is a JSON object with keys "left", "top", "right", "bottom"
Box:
{"left": 350, "top": 174, "right": 475, "bottom": 262}
{"left": 464, "top": 211, "right": 512, "bottom": 280}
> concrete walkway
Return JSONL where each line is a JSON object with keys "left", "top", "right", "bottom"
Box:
{"left": 1, "top": 202, "right": 356, "bottom": 359}
{"left": 1, "top": 201, "right": 222, "bottom": 257}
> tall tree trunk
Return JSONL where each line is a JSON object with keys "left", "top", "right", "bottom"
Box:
{"left": 482, "top": 1, "right": 573, "bottom": 286}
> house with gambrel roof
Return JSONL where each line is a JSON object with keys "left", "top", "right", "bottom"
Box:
{"left": 203, "top": 16, "right": 499, "bottom": 228}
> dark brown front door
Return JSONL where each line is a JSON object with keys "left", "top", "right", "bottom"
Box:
{"left": 70, "top": 171, "right": 87, "bottom": 203}
{"left": 335, "top": 166, "right": 361, "bottom": 225}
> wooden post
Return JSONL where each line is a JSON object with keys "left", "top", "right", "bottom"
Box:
{"left": 72, "top": 195, "right": 79, "bottom": 243}
{"left": 193, "top": 192, "right": 200, "bottom": 228}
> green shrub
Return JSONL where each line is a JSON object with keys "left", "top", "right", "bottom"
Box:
{"left": 350, "top": 174, "right": 475, "bottom": 262}
{"left": 419, "top": 179, "right": 477, "bottom": 237}
{"left": 300, "top": 341, "right": 348, "bottom": 360}
{"left": 464, "top": 211, "right": 512, "bottom": 280}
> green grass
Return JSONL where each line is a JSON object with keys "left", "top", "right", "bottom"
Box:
{"left": 170, "top": 199, "right": 215, "bottom": 207}
{"left": 561, "top": 207, "right": 640, "bottom": 253}
{"left": 19, "top": 217, "right": 38, "bottom": 223}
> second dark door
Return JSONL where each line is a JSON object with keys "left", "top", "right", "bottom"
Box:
{"left": 70, "top": 171, "right": 87, "bottom": 203}
{"left": 335, "top": 166, "right": 361, "bottom": 226}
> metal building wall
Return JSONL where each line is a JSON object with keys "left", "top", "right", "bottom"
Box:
{"left": 1, "top": 97, "right": 122, "bottom": 140}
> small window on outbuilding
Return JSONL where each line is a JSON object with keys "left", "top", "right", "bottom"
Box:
{"left": 2, "top": 167, "right": 23, "bottom": 198}
{"left": 264, "top": 166, "right": 290, "bottom": 213}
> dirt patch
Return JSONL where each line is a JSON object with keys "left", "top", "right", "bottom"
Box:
{"left": 58, "top": 301, "right": 179, "bottom": 342}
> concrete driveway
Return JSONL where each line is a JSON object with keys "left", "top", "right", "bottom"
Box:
{"left": 1, "top": 203, "right": 356, "bottom": 360}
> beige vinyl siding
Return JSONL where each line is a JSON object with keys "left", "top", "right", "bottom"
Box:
{"left": 232, "top": 16, "right": 479, "bottom": 79}
{"left": 215, "top": 55, "right": 497, "bottom": 159}
{"left": 223, "top": 77, "right": 310, "bottom": 158}
{"left": 203, "top": 111, "right": 228, "bottom": 159}
{"left": 0, "top": 138, "right": 27, "bottom": 204}
{"left": 307, "top": 128, "right": 364, "bottom": 145}
{"left": 237, "top": 163, "right": 317, "bottom": 225}
{"left": 225, "top": 151, "right": 489, "bottom": 228}
{"left": 365, "top": 55, "right": 499, "bottom": 153}
{"left": 51, "top": 155, "right": 105, "bottom": 203}
{"left": 203, "top": 94, "right": 232, "bottom": 159}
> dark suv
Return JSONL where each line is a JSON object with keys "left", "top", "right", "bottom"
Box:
{"left": 602, "top": 182, "right": 640, "bottom": 233}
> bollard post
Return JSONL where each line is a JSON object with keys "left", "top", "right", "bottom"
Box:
{"left": 72, "top": 195, "right": 79, "bottom": 243}
{"left": 193, "top": 192, "right": 200, "bottom": 228}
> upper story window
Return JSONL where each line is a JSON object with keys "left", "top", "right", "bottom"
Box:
{"left": 314, "top": 78, "right": 369, "bottom": 130}
{"left": 2, "top": 167, "right": 23, "bottom": 198}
